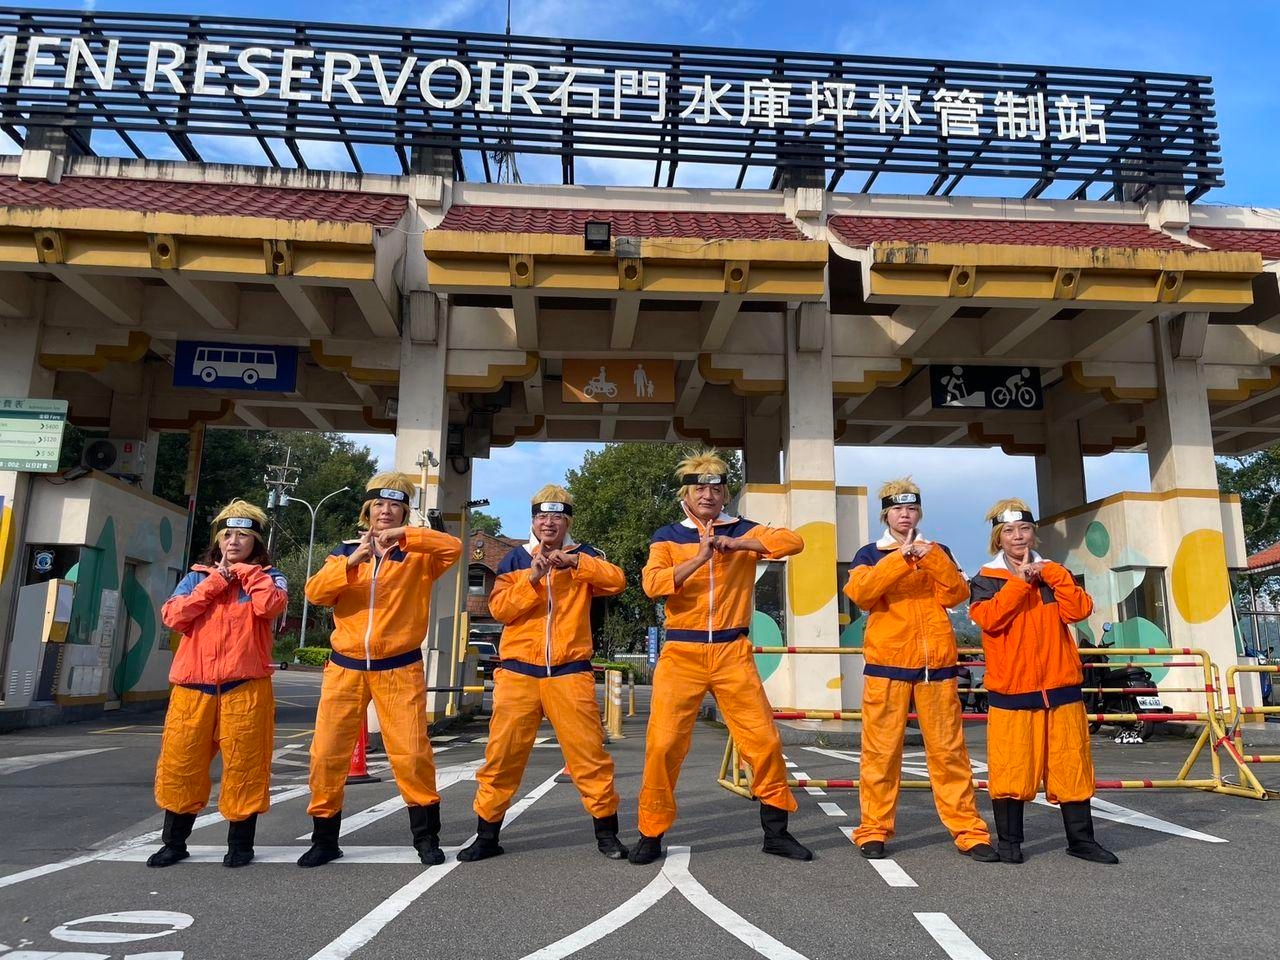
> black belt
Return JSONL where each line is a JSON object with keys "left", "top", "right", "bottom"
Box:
{"left": 863, "top": 664, "right": 961, "bottom": 683}
{"left": 499, "top": 659, "right": 593, "bottom": 678}
{"left": 664, "top": 628, "right": 747, "bottom": 644}
{"left": 178, "top": 678, "right": 251, "bottom": 695}
{"left": 329, "top": 648, "right": 424, "bottom": 672}
{"left": 988, "top": 685, "right": 1084, "bottom": 711}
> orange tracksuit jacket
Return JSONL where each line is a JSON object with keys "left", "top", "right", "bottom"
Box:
{"left": 843, "top": 537, "right": 989, "bottom": 850}
{"left": 154, "top": 563, "right": 287, "bottom": 820}
{"left": 969, "top": 554, "right": 1097, "bottom": 802}
{"left": 303, "top": 527, "right": 462, "bottom": 816}
{"left": 636, "top": 514, "right": 802, "bottom": 837}
{"left": 471, "top": 540, "right": 626, "bottom": 821}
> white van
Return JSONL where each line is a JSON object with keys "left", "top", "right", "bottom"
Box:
{"left": 193, "top": 346, "right": 278, "bottom": 385}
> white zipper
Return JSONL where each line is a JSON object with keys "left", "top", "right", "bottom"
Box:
{"left": 705, "top": 518, "right": 715, "bottom": 642}
{"left": 544, "top": 561, "right": 555, "bottom": 676}
{"left": 363, "top": 550, "right": 383, "bottom": 669}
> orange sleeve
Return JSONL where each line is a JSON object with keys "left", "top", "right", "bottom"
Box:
{"left": 306, "top": 553, "right": 356, "bottom": 606}
{"left": 573, "top": 552, "right": 626, "bottom": 597}
{"left": 233, "top": 564, "right": 288, "bottom": 619}
{"left": 1040, "top": 561, "right": 1094, "bottom": 623}
{"left": 642, "top": 541, "right": 678, "bottom": 598}
{"left": 161, "top": 572, "right": 230, "bottom": 633}
{"left": 488, "top": 569, "right": 545, "bottom": 623}
{"left": 401, "top": 527, "right": 463, "bottom": 580}
{"left": 969, "top": 576, "right": 1034, "bottom": 635}
{"left": 844, "top": 550, "right": 909, "bottom": 609}
{"left": 918, "top": 547, "right": 968, "bottom": 609}
{"left": 748, "top": 524, "right": 803, "bottom": 560}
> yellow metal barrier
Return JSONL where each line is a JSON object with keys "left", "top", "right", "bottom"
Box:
{"left": 717, "top": 645, "right": 1269, "bottom": 800}
{"left": 1223, "top": 665, "right": 1280, "bottom": 790}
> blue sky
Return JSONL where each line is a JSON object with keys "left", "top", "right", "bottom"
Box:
{"left": 27, "top": 0, "right": 1276, "bottom": 567}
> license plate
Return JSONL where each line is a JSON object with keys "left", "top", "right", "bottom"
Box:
{"left": 1135, "top": 696, "right": 1164, "bottom": 710}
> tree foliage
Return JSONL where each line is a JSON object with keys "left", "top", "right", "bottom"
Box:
{"left": 469, "top": 510, "right": 503, "bottom": 536}
{"left": 565, "top": 443, "right": 743, "bottom": 652}
{"left": 1218, "top": 451, "right": 1280, "bottom": 553}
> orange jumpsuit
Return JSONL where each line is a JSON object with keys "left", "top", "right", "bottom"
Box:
{"left": 156, "top": 563, "right": 287, "bottom": 821}
{"left": 472, "top": 539, "right": 626, "bottom": 822}
{"left": 844, "top": 535, "right": 991, "bottom": 851}
{"left": 969, "top": 554, "right": 1096, "bottom": 803}
{"left": 304, "top": 527, "right": 461, "bottom": 817}
{"left": 637, "top": 514, "right": 803, "bottom": 838}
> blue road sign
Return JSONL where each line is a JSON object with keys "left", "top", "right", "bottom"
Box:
{"left": 173, "top": 342, "right": 298, "bottom": 392}
{"left": 647, "top": 626, "right": 659, "bottom": 667}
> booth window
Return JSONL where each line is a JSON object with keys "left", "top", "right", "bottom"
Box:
{"left": 1116, "top": 567, "right": 1170, "bottom": 636}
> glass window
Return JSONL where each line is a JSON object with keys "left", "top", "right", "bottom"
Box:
{"left": 1116, "top": 567, "right": 1170, "bottom": 635}
{"left": 468, "top": 568, "right": 486, "bottom": 596}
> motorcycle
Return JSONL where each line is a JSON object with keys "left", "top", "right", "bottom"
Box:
{"left": 956, "top": 651, "right": 988, "bottom": 714}
{"left": 1079, "top": 622, "right": 1170, "bottom": 742}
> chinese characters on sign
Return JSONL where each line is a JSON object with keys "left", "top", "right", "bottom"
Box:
{"left": 0, "top": 35, "right": 1112, "bottom": 143}
{"left": 0, "top": 398, "right": 68, "bottom": 473}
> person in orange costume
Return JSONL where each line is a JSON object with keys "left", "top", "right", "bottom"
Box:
{"left": 844, "top": 479, "right": 998, "bottom": 862}
{"left": 628, "top": 449, "right": 812, "bottom": 865}
{"left": 149, "top": 500, "right": 287, "bottom": 869}
{"left": 969, "top": 498, "right": 1118, "bottom": 865}
{"left": 297, "top": 472, "right": 461, "bottom": 868}
{"left": 458, "top": 484, "right": 628, "bottom": 863}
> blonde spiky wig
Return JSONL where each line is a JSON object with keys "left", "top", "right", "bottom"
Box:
{"left": 986, "top": 497, "right": 1036, "bottom": 555}
{"left": 530, "top": 484, "right": 574, "bottom": 521}
{"left": 675, "top": 448, "right": 730, "bottom": 501}
{"left": 358, "top": 471, "right": 416, "bottom": 528}
{"left": 206, "top": 499, "right": 270, "bottom": 564}
{"left": 878, "top": 477, "right": 922, "bottom": 526}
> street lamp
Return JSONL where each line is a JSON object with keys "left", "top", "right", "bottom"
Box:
{"left": 284, "top": 485, "right": 349, "bottom": 651}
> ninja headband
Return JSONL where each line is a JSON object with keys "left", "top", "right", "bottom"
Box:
{"left": 532, "top": 501, "right": 573, "bottom": 517}
{"left": 363, "top": 487, "right": 411, "bottom": 506}
{"left": 992, "top": 509, "right": 1036, "bottom": 527}
{"left": 681, "top": 473, "right": 728, "bottom": 487}
{"left": 215, "top": 516, "right": 263, "bottom": 536}
{"left": 881, "top": 492, "right": 921, "bottom": 510}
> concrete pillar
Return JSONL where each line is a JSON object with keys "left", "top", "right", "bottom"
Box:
{"left": 107, "top": 367, "right": 160, "bottom": 494}
{"left": 1140, "top": 313, "right": 1237, "bottom": 678}
{"left": 743, "top": 413, "right": 782, "bottom": 484}
{"left": 1034, "top": 409, "right": 1086, "bottom": 519}
{"left": 781, "top": 303, "right": 841, "bottom": 712}
{"left": 0, "top": 311, "right": 56, "bottom": 679}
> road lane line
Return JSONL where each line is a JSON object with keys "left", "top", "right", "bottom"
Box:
{"left": 817, "top": 802, "right": 846, "bottom": 818}
{"left": 104, "top": 845, "right": 428, "bottom": 864}
{"left": 519, "top": 870, "right": 676, "bottom": 959}
{"left": 0, "top": 748, "right": 119, "bottom": 775}
{"left": 868, "top": 860, "right": 917, "bottom": 888}
{"left": 914, "top": 913, "right": 993, "bottom": 960}
{"left": 306, "top": 770, "right": 560, "bottom": 960}
{"left": 1032, "top": 795, "right": 1227, "bottom": 843}
{"left": 301, "top": 760, "right": 484, "bottom": 839}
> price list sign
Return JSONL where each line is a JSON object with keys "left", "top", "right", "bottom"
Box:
{"left": 0, "top": 398, "right": 68, "bottom": 473}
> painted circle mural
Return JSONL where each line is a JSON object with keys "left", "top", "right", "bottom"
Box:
{"left": 1084, "top": 520, "right": 1110, "bottom": 558}
{"left": 751, "top": 609, "right": 783, "bottom": 681}
{"left": 1171, "top": 529, "right": 1231, "bottom": 625}
{"left": 786, "top": 520, "right": 837, "bottom": 617}
{"left": 1108, "top": 617, "right": 1173, "bottom": 684}
{"left": 159, "top": 517, "right": 173, "bottom": 553}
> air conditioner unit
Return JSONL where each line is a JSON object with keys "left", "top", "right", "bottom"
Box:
{"left": 81, "top": 438, "right": 147, "bottom": 477}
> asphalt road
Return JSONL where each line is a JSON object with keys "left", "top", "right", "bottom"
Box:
{"left": 1, "top": 671, "right": 1278, "bottom": 960}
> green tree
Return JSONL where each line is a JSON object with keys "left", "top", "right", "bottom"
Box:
{"left": 470, "top": 510, "right": 503, "bottom": 536}
{"left": 565, "top": 443, "right": 743, "bottom": 653}
{"left": 1218, "top": 450, "right": 1280, "bottom": 554}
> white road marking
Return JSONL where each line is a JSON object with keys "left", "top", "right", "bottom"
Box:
{"left": 273, "top": 758, "right": 311, "bottom": 769}
{"left": 839, "top": 827, "right": 917, "bottom": 887}
{"left": 270, "top": 744, "right": 303, "bottom": 761}
{"left": 430, "top": 735, "right": 458, "bottom": 743}
{"left": 299, "top": 760, "right": 484, "bottom": 839}
{"left": 817, "top": 802, "right": 846, "bottom": 818}
{"left": 519, "top": 847, "right": 810, "bottom": 960}
{"left": 914, "top": 913, "right": 993, "bottom": 960}
{"left": 0, "top": 748, "right": 119, "bottom": 776}
{"left": 790, "top": 770, "right": 825, "bottom": 797}
{"left": 0, "top": 783, "right": 313, "bottom": 890}
{"left": 306, "top": 770, "right": 560, "bottom": 960}
{"left": 105, "top": 845, "right": 427, "bottom": 864}
{"left": 1030, "top": 795, "right": 1227, "bottom": 843}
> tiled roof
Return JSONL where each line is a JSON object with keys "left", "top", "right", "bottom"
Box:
{"left": 828, "top": 216, "right": 1189, "bottom": 251}
{"left": 467, "top": 531, "right": 522, "bottom": 572}
{"left": 1189, "top": 227, "right": 1280, "bottom": 261}
{"left": 1248, "top": 542, "right": 1280, "bottom": 572}
{"left": 437, "top": 205, "right": 807, "bottom": 240}
{"left": 0, "top": 176, "right": 408, "bottom": 226}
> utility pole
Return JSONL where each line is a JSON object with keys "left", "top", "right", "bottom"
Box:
{"left": 263, "top": 447, "right": 301, "bottom": 553}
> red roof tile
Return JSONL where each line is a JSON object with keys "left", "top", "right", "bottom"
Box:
{"left": 1189, "top": 227, "right": 1280, "bottom": 261}
{"left": 828, "top": 215, "right": 1189, "bottom": 251}
{"left": 467, "top": 531, "right": 523, "bottom": 572}
{"left": 0, "top": 176, "right": 408, "bottom": 227}
{"left": 437, "top": 205, "right": 806, "bottom": 241}
{"left": 1248, "top": 542, "right": 1280, "bottom": 572}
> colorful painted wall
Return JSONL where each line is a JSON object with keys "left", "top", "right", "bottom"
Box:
{"left": 23, "top": 472, "right": 187, "bottom": 705}
{"left": 1037, "top": 489, "right": 1245, "bottom": 712}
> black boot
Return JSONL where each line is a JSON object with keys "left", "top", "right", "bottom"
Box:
{"left": 297, "top": 813, "right": 344, "bottom": 868}
{"left": 222, "top": 814, "right": 258, "bottom": 868}
{"left": 592, "top": 813, "right": 628, "bottom": 860}
{"left": 760, "top": 804, "right": 813, "bottom": 861}
{"left": 146, "top": 811, "right": 196, "bottom": 868}
{"left": 627, "top": 833, "right": 664, "bottom": 865}
{"left": 408, "top": 804, "right": 445, "bottom": 866}
{"left": 991, "top": 798, "right": 1025, "bottom": 864}
{"left": 457, "top": 816, "right": 504, "bottom": 862}
{"left": 1061, "top": 800, "right": 1119, "bottom": 864}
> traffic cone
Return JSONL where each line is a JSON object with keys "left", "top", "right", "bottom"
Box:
{"left": 345, "top": 720, "right": 382, "bottom": 785}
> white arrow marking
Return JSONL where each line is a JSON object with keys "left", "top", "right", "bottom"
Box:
{"left": 296, "top": 759, "right": 483, "bottom": 839}
{"left": 1030, "top": 795, "right": 1227, "bottom": 843}
{"left": 0, "top": 749, "right": 118, "bottom": 776}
